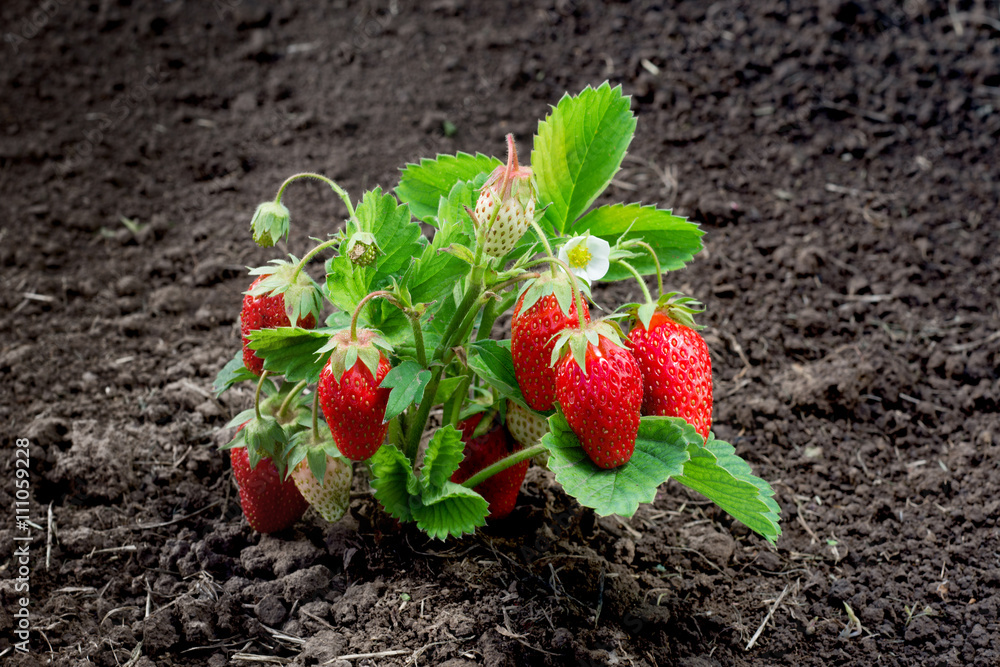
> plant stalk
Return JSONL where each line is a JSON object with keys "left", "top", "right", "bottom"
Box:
{"left": 461, "top": 443, "right": 547, "bottom": 489}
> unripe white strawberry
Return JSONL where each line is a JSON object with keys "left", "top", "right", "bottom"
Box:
{"left": 506, "top": 399, "right": 550, "bottom": 468}
{"left": 475, "top": 134, "right": 536, "bottom": 259}
{"left": 291, "top": 455, "right": 353, "bottom": 522}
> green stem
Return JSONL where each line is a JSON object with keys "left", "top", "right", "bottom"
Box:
{"left": 403, "top": 365, "right": 444, "bottom": 462}
{"left": 461, "top": 444, "right": 547, "bottom": 489}
{"left": 276, "top": 380, "right": 308, "bottom": 423}
{"left": 488, "top": 271, "right": 540, "bottom": 295}
{"left": 409, "top": 313, "right": 428, "bottom": 368}
{"left": 275, "top": 172, "right": 355, "bottom": 220}
{"left": 528, "top": 219, "right": 558, "bottom": 277}
{"left": 630, "top": 240, "right": 663, "bottom": 298}
{"left": 291, "top": 237, "right": 339, "bottom": 282}
{"left": 253, "top": 371, "right": 270, "bottom": 421}
{"left": 475, "top": 297, "right": 498, "bottom": 342}
{"left": 350, "top": 290, "right": 399, "bottom": 341}
{"left": 310, "top": 389, "right": 320, "bottom": 444}
{"left": 615, "top": 259, "right": 653, "bottom": 305}
{"left": 445, "top": 374, "right": 472, "bottom": 428}
{"left": 433, "top": 266, "right": 484, "bottom": 360}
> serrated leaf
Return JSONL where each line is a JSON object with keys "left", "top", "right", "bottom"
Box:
{"left": 541, "top": 412, "right": 691, "bottom": 517}
{"left": 532, "top": 83, "right": 637, "bottom": 234}
{"left": 577, "top": 203, "right": 704, "bottom": 278}
{"left": 672, "top": 436, "right": 782, "bottom": 543}
{"left": 412, "top": 481, "right": 489, "bottom": 540}
{"left": 380, "top": 360, "right": 432, "bottom": 422}
{"left": 214, "top": 350, "right": 277, "bottom": 397}
{"left": 248, "top": 327, "right": 334, "bottom": 384}
{"left": 421, "top": 425, "right": 464, "bottom": 490}
{"left": 467, "top": 339, "right": 528, "bottom": 408}
{"left": 370, "top": 444, "right": 418, "bottom": 522}
{"left": 396, "top": 152, "right": 501, "bottom": 223}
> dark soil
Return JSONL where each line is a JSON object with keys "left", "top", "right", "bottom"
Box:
{"left": 2, "top": 1, "right": 999, "bottom": 665}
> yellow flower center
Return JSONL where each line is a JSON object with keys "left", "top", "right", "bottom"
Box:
{"left": 567, "top": 242, "right": 592, "bottom": 269}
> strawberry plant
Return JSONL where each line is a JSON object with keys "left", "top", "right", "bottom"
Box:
{"left": 214, "top": 83, "right": 781, "bottom": 543}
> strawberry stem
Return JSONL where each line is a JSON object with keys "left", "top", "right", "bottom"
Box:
{"left": 460, "top": 443, "right": 547, "bottom": 489}
{"left": 615, "top": 259, "right": 653, "bottom": 305}
{"left": 629, "top": 240, "right": 663, "bottom": 297}
{"left": 527, "top": 219, "right": 558, "bottom": 277}
{"left": 488, "top": 271, "right": 540, "bottom": 295}
{"left": 350, "top": 290, "right": 400, "bottom": 341}
{"left": 253, "top": 371, "right": 270, "bottom": 422}
{"left": 276, "top": 380, "right": 308, "bottom": 423}
{"left": 275, "top": 172, "right": 355, "bottom": 221}
{"left": 310, "top": 387, "right": 320, "bottom": 442}
{"left": 291, "top": 237, "right": 339, "bottom": 282}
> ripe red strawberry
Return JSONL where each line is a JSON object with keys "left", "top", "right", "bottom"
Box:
{"left": 241, "top": 275, "right": 317, "bottom": 375}
{"left": 511, "top": 279, "right": 590, "bottom": 412}
{"left": 554, "top": 330, "right": 642, "bottom": 469}
{"left": 318, "top": 332, "right": 392, "bottom": 461}
{"left": 230, "top": 444, "right": 308, "bottom": 533}
{"left": 628, "top": 311, "right": 713, "bottom": 440}
{"left": 450, "top": 413, "right": 528, "bottom": 521}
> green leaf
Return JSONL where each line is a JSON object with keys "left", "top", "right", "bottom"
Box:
{"left": 420, "top": 425, "right": 464, "bottom": 490}
{"left": 577, "top": 203, "right": 704, "bottom": 278}
{"left": 673, "top": 436, "right": 782, "bottom": 543}
{"left": 380, "top": 360, "right": 432, "bottom": 422}
{"left": 370, "top": 444, "right": 418, "bottom": 522}
{"left": 213, "top": 350, "right": 277, "bottom": 397}
{"left": 412, "top": 482, "right": 488, "bottom": 540}
{"left": 466, "top": 339, "right": 528, "bottom": 408}
{"left": 541, "top": 413, "right": 691, "bottom": 517}
{"left": 396, "top": 152, "right": 501, "bottom": 223}
{"left": 532, "top": 83, "right": 637, "bottom": 234}
{"left": 248, "top": 327, "right": 334, "bottom": 384}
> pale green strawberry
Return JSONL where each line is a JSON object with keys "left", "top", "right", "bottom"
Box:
{"left": 475, "top": 134, "right": 536, "bottom": 259}
{"left": 506, "top": 399, "right": 550, "bottom": 468}
{"left": 291, "top": 454, "right": 353, "bottom": 523}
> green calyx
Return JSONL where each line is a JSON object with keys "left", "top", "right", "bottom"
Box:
{"left": 517, "top": 271, "right": 591, "bottom": 319}
{"left": 286, "top": 423, "right": 347, "bottom": 484}
{"left": 633, "top": 292, "right": 705, "bottom": 331}
{"left": 241, "top": 416, "right": 291, "bottom": 476}
{"left": 247, "top": 257, "right": 323, "bottom": 325}
{"left": 317, "top": 327, "right": 391, "bottom": 383}
{"left": 251, "top": 200, "right": 291, "bottom": 248}
{"left": 549, "top": 319, "right": 625, "bottom": 376}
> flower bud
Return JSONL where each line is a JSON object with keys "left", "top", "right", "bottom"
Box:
{"left": 251, "top": 201, "right": 290, "bottom": 247}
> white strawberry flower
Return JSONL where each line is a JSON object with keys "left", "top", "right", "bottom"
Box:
{"left": 558, "top": 235, "right": 610, "bottom": 284}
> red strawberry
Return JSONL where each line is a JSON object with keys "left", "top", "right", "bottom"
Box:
{"left": 230, "top": 443, "right": 308, "bottom": 534}
{"left": 241, "top": 276, "right": 317, "bottom": 375}
{"left": 628, "top": 311, "right": 713, "bottom": 440}
{"left": 554, "top": 329, "right": 642, "bottom": 469}
{"left": 318, "top": 331, "right": 392, "bottom": 461}
{"left": 450, "top": 413, "right": 528, "bottom": 520}
{"left": 511, "top": 279, "right": 591, "bottom": 412}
